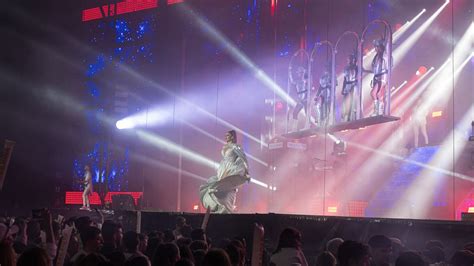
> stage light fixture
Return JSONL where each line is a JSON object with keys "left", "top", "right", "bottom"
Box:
{"left": 264, "top": 99, "right": 274, "bottom": 105}
{"left": 431, "top": 111, "right": 443, "bottom": 118}
{"left": 265, "top": 116, "right": 273, "bottom": 123}
{"left": 333, "top": 141, "right": 346, "bottom": 156}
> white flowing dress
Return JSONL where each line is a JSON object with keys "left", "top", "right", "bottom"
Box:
{"left": 199, "top": 143, "right": 249, "bottom": 213}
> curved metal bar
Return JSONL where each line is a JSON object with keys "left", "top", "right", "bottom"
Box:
{"left": 287, "top": 49, "right": 310, "bottom": 133}
{"left": 335, "top": 31, "right": 360, "bottom": 122}
{"left": 361, "top": 19, "right": 393, "bottom": 117}
{"left": 312, "top": 41, "right": 335, "bottom": 126}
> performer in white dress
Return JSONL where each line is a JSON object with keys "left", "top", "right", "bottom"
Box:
{"left": 199, "top": 130, "right": 250, "bottom": 213}
{"left": 80, "top": 165, "right": 93, "bottom": 211}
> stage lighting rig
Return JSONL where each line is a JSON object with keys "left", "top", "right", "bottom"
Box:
{"left": 333, "top": 140, "right": 347, "bottom": 156}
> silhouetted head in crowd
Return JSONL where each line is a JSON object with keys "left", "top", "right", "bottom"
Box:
{"left": 26, "top": 220, "right": 41, "bottom": 245}
{"left": 202, "top": 248, "right": 232, "bottom": 266}
{"left": 316, "top": 251, "right": 337, "bottom": 266}
{"left": 17, "top": 247, "right": 50, "bottom": 266}
{"left": 76, "top": 252, "right": 110, "bottom": 266}
{"left": 178, "top": 242, "right": 195, "bottom": 262}
{"left": 326, "top": 238, "right": 344, "bottom": 258}
{"left": 425, "top": 240, "right": 444, "bottom": 250}
{"left": 101, "top": 221, "right": 123, "bottom": 248}
{"left": 163, "top": 229, "right": 176, "bottom": 243}
{"left": 368, "top": 235, "right": 392, "bottom": 266}
{"left": 423, "top": 245, "right": 445, "bottom": 264}
{"left": 146, "top": 237, "right": 163, "bottom": 258}
{"left": 193, "top": 249, "right": 206, "bottom": 266}
{"left": 175, "top": 258, "right": 195, "bottom": 266}
{"left": 152, "top": 243, "right": 180, "bottom": 266}
{"left": 389, "top": 237, "right": 404, "bottom": 263}
{"left": 395, "top": 251, "right": 426, "bottom": 266}
{"left": 138, "top": 233, "right": 148, "bottom": 254}
{"left": 0, "top": 242, "right": 17, "bottom": 266}
{"left": 81, "top": 226, "right": 103, "bottom": 253}
{"left": 177, "top": 237, "right": 193, "bottom": 247}
{"left": 463, "top": 242, "right": 474, "bottom": 253}
{"left": 450, "top": 250, "right": 474, "bottom": 266}
{"left": 274, "top": 227, "right": 303, "bottom": 253}
{"left": 191, "top": 228, "right": 207, "bottom": 242}
{"left": 76, "top": 216, "right": 93, "bottom": 234}
{"left": 123, "top": 231, "right": 140, "bottom": 253}
{"left": 190, "top": 240, "right": 208, "bottom": 252}
{"left": 226, "top": 242, "right": 245, "bottom": 266}
{"left": 176, "top": 216, "right": 187, "bottom": 228}
{"left": 108, "top": 250, "right": 126, "bottom": 266}
{"left": 338, "top": 240, "right": 370, "bottom": 266}
{"left": 125, "top": 255, "right": 150, "bottom": 266}
{"left": 180, "top": 224, "right": 193, "bottom": 238}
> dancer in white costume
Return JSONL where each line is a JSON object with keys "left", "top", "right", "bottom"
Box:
{"left": 80, "top": 165, "right": 93, "bottom": 211}
{"left": 199, "top": 130, "right": 250, "bottom": 213}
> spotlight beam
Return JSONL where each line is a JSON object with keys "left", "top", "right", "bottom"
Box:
{"left": 393, "top": 1, "right": 450, "bottom": 66}
{"left": 393, "top": 8, "right": 427, "bottom": 43}
{"left": 348, "top": 141, "right": 474, "bottom": 182}
{"left": 136, "top": 129, "right": 273, "bottom": 190}
{"left": 181, "top": 120, "right": 269, "bottom": 167}
{"left": 178, "top": 4, "right": 296, "bottom": 107}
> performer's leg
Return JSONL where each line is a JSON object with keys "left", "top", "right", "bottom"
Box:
{"left": 370, "top": 81, "right": 379, "bottom": 116}
{"left": 349, "top": 88, "right": 355, "bottom": 120}
{"left": 342, "top": 95, "right": 349, "bottom": 121}
{"left": 82, "top": 190, "right": 87, "bottom": 207}
{"left": 378, "top": 81, "right": 387, "bottom": 115}
{"left": 414, "top": 124, "right": 420, "bottom": 148}
{"left": 421, "top": 120, "right": 429, "bottom": 145}
{"left": 84, "top": 186, "right": 91, "bottom": 208}
{"left": 293, "top": 102, "right": 303, "bottom": 120}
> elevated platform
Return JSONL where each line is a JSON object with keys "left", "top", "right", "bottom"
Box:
{"left": 283, "top": 115, "right": 400, "bottom": 139}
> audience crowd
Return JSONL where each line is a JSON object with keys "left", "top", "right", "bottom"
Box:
{"left": 1, "top": 209, "right": 474, "bottom": 266}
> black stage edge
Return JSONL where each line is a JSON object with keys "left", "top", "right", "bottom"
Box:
{"left": 134, "top": 212, "right": 472, "bottom": 264}
{"left": 283, "top": 115, "right": 400, "bottom": 139}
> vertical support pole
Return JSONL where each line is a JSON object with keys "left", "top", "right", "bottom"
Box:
{"left": 358, "top": 41, "right": 363, "bottom": 119}
{"left": 331, "top": 47, "right": 336, "bottom": 125}
{"left": 385, "top": 25, "right": 393, "bottom": 116}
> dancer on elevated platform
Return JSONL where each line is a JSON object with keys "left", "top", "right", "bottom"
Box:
{"left": 365, "top": 38, "right": 389, "bottom": 116}
{"left": 341, "top": 53, "right": 358, "bottom": 122}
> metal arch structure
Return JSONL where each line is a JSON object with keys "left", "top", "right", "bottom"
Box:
{"left": 311, "top": 41, "right": 336, "bottom": 126}
{"left": 360, "top": 19, "right": 393, "bottom": 117}
{"left": 286, "top": 49, "right": 310, "bottom": 133}
{"left": 335, "top": 31, "right": 362, "bottom": 122}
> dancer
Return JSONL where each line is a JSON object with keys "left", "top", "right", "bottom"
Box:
{"left": 289, "top": 66, "right": 309, "bottom": 131}
{"left": 412, "top": 97, "right": 429, "bottom": 148}
{"left": 80, "top": 165, "right": 93, "bottom": 211}
{"left": 341, "top": 53, "right": 358, "bottom": 122}
{"left": 366, "top": 38, "right": 388, "bottom": 116}
{"left": 199, "top": 130, "right": 250, "bottom": 214}
{"left": 316, "top": 65, "right": 333, "bottom": 126}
